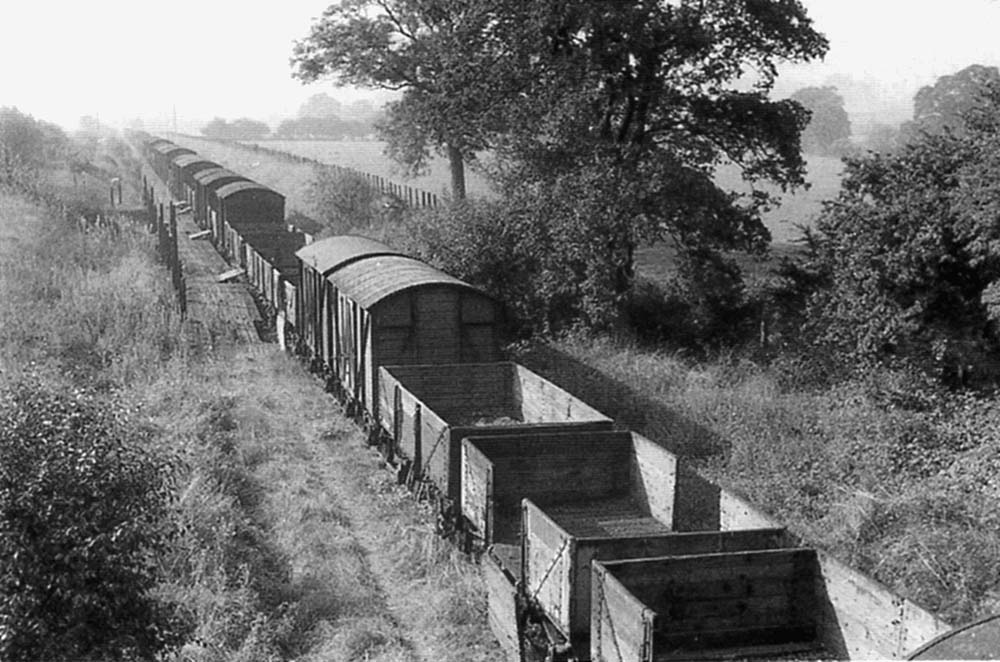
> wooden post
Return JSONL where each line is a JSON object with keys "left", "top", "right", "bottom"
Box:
{"left": 169, "top": 202, "right": 180, "bottom": 293}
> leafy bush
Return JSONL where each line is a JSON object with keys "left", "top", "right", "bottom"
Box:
{"left": 795, "top": 83, "right": 1000, "bottom": 385}
{"left": 306, "top": 165, "right": 392, "bottom": 235}
{"left": 0, "top": 379, "right": 180, "bottom": 661}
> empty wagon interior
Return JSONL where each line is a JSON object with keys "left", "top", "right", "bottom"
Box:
{"left": 524, "top": 498, "right": 790, "bottom": 649}
{"left": 594, "top": 549, "right": 821, "bottom": 660}
{"left": 463, "top": 430, "right": 677, "bottom": 550}
{"left": 382, "top": 362, "right": 608, "bottom": 424}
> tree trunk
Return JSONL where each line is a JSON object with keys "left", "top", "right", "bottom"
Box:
{"left": 447, "top": 143, "right": 466, "bottom": 201}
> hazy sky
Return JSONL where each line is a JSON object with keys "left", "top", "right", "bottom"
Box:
{"left": 3, "top": 0, "right": 1000, "bottom": 132}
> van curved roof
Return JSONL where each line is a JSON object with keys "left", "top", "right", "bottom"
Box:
{"left": 327, "top": 253, "right": 492, "bottom": 309}
{"left": 295, "top": 235, "right": 403, "bottom": 276}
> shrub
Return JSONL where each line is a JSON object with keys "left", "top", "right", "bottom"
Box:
{"left": 307, "top": 165, "right": 390, "bottom": 235}
{"left": 0, "top": 379, "right": 180, "bottom": 661}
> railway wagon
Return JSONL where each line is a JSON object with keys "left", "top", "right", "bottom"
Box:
{"left": 193, "top": 167, "right": 249, "bottom": 229}
{"left": 325, "top": 257, "right": 504, "bottom": 421}
{"left": 378, "top": 362, "right": 613, "bottom": 504}
{"left": 150, "top": 142, "right": 195, "bottom": 189}
{"left": 213, "top": 180, "right": 284, "bottom": 255}
{"left": 523, "top": 498, "right": 792, "bottom": 655}
{"left": 142, "top": 137, "right": 172, "bottom": 166}
{"left": 169, "top": 154, "right": 218, "bottom": 209}
{"left": 461, "top": 429, "right": 674, "bottom": 548}
{"left": 295, "top": 236, "right": 403, "bottom": 364}
{"left": 239, "top": 228, "right": 305, "bottom": 317}
{"left": 591, "top": 550, "right": 820, "bottom": 661}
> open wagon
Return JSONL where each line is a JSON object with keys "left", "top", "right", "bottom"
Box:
{"left": 378, "top": 362, "right": 615, "bottom": 506}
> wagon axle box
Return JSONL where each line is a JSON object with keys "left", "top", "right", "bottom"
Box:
{"left": 379, "top": 362, "right": 615, "bottom": 503}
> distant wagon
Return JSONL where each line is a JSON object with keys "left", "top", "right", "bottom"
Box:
{"left": 213, "top": 180, "right": 284, "bottom": 256}
{"left": 192, "top": 167, "right": 249, "bottom": 230}
{"left": 169, "top": 154, "right": 218, "bottom": 209}
{"left": 149, "top": 142, "right": 195, "bottom": 189}
{"left": 237, "top": 227, "right": 306, "bottom": 322}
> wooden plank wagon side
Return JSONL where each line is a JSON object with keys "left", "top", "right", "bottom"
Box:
{"left": 294, "top": 236, "right": 404, "bottom": 370}
{"left": 378, "top": 362, "right": 613, "bottom": 506}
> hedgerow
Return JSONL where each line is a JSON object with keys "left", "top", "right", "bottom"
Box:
{"left": 0, "top": 379, "right": 181, "bottom": 661}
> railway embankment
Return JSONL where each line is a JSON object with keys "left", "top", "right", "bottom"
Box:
{"left": 0, "top": 141, "right": 501, "bottom": 661}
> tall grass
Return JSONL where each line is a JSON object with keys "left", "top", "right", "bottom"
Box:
{"left": 516, "top": 333, "right": 1000, "bottom": 624}
{"left": 0, "top": 177, "right": 500, "bottom": 660}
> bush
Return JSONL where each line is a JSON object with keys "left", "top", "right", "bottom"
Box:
{"left": 0, "top": 379, "right": 180, "bottom": 661}
{"left": 307, "top": 166, "right": 392, "bottom": 235}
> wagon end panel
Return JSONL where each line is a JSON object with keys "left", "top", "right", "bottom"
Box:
{"left": 483, "top": 550, "right": 522, "bottom": 662}
{"left": 591, "top": 562, "right": 654, "bottom": 662}
{"left": 460, "top": 439, "right": 495, "bottom": 544}
{"left": 523, "top": 500, "right": 574, "bottom": 638}
{"left": 628, "top": 433, "right": 678, "bottom": 529}
{"left": 571, "top": 528, "right": 789, "bottom": 645}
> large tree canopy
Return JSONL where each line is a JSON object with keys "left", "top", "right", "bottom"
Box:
{"left": 911, "top": 64, "right": 1000, "bottom": 136}
{"left": 292, "top": 0, "right": 534, "bottom": 199}
{"left": 790, "top": 86, "right": 851, "bottom": 155}
{"left": 293, "top": 1, "right": 828, "bottom": 328}
{"left": 802, "top": 82, "right": 1000, "bottom": 383}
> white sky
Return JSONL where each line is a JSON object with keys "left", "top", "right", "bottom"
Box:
{"left": 2, "top": 0, "right": 1000, "bottom": 132}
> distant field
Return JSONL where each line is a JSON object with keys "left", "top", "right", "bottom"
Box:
{"left": 254, "top": 141, "right": 842, "bottom": 243}
{"left": 638, "top": 155, "right": 844, "bottom": 285}
{"left": 246, "top": 139, "right": 494, "bottom": 198}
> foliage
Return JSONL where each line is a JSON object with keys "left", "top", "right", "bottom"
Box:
{"left": 292, "top": 0, "right": 532, "bottom": 199}
{"left": 907, "top": 64, "right": 1000, "bottom": 137}
{"left": 0, "top": 379, "right": 180, "bottom": 661}
{"left": 306, "top": 165, "right": 385, "bottom": 235}
{"left": 865, "top": 122, "right": 902, "bottom": 154}
{"left": 790, "top": 86, "right": 852, "bottom": 156}
{"left": 274, "top": 115, "right": 370, "bottom": 140}
{"left": 201, "top": 117, "right": 271, "bottom": 141}
{"left": 789, "top": 82, "right": 1000, "bottom": 384}
{"left": 0, "top": 107, "right": 68, "bottom": 191}
{"left": 366, "top": 0, "right": 828, "bottom": 331}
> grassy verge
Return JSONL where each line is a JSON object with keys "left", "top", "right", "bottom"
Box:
{"left": 0, "top": 153, "right": 499, "bottom": 660}
{"left": 515, "top": 333, "right": 1000, "bottom": 625}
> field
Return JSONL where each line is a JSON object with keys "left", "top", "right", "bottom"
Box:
{"left": 246, "top": 139, "right": 495, "bottom": 199}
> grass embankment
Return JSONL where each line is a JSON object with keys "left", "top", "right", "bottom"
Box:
{"left": 515, "top": 334, "right": 1000, "bottom": 626}
{"left": 0, "top": 158, "right": 499, "bottom": 661}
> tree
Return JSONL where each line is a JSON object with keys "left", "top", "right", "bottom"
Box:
{"left": 200, "top": 117, "right": 270, "bottom": 141}
{"left": 0, "top": 108, "right": 68, "bottom": 189}
{"left": 801, "top": 83, "right": 1000, "bottom": 383}
{"left": 296, "top": 1, "right": 827, "bottom": 329}
{"left": 298, "top": 92, "right": 343, "bottom": 119}
{"left": 0, "top": 380, "right": 179, "bottom": 660}
{"left": 910, "top": 64, "right": 1000, "bottom": 136}
{"left": 483, "top": 0, "right": 827, "bottom": 325}
{"left": 790, "top": 86, "right": 851, "bottom": 155}
{"left": 292, "top": 0, "right": 537, "bottom": 200}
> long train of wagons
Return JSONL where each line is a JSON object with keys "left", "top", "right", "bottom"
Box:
{"left": 132, "top": 131, "right": 960, "bottom": 662}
